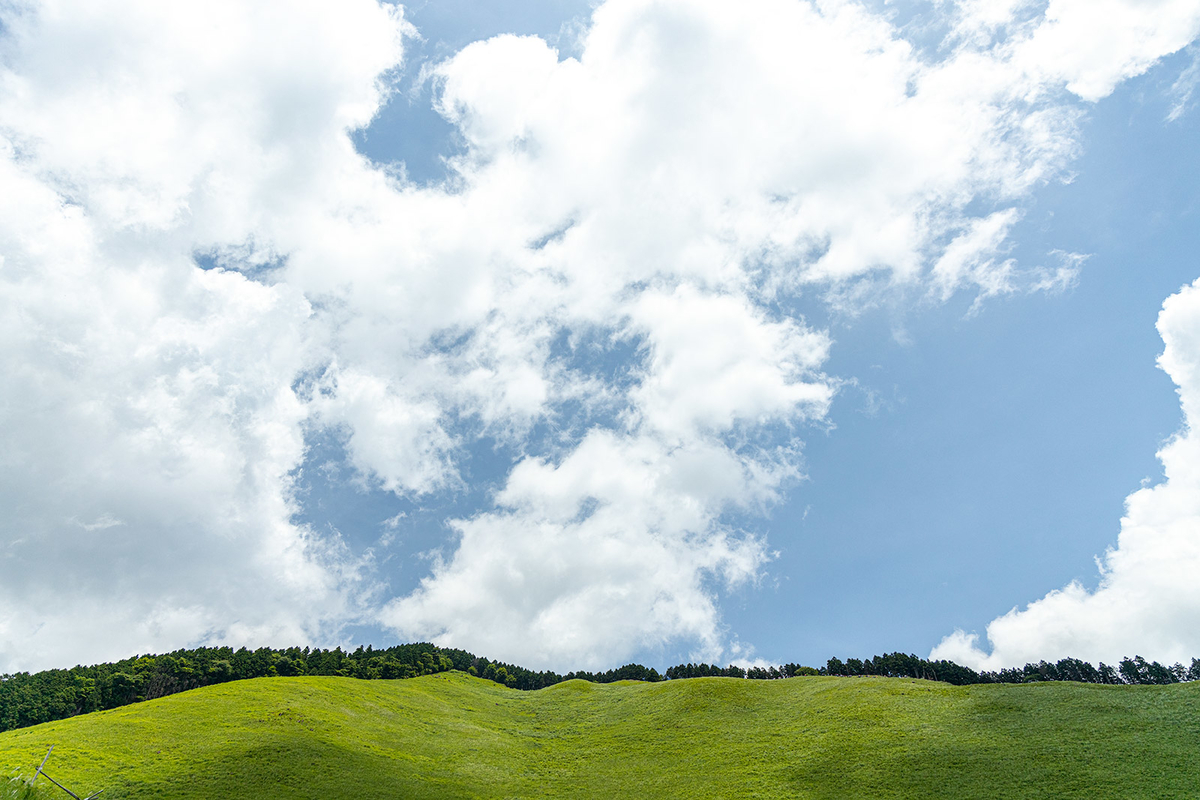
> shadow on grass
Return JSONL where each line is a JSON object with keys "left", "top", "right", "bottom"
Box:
{"left": 108, "top": 737, "right": 474, "bottom": 800}
{"left": 785, "top": 683, "right": 1200, "bottom": 800}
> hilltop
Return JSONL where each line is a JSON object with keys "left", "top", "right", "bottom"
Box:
{"left": 2, "top": 672, "right": 1198, "bottom": 798}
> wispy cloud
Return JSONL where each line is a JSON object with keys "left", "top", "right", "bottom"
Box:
{"left": 1168, "top": 43, "right": 1200, "bottom": 121}
{"left": 70, "top": 514, "right": 126, "bottom": 532}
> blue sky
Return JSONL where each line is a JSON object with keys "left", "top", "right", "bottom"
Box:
{"left": 313, "top": 1, "right": 1200, "bottom": 667}
{"left": 2, "top": 0, "right": 1200, "bottom": 673}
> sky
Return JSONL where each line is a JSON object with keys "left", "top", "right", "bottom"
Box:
{"left": 1, "top": 0, "right": 1200, "bottom": 675}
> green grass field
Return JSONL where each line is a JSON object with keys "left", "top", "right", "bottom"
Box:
{"left": 1, "top": 672, "right": 1197, "bottom": 798}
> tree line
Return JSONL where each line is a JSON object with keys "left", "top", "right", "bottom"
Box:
{"left": 818, "top": 652, "right": 1200, "bottom": 686}
{"left": 3, "top": 644, "right": 1197, "bottom": 733}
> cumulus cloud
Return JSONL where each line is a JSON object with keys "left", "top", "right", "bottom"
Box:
{"left": 933, "top": 279, "right": 1200, "bottom": 671}
{"left": 376, "top": 0, "right": 1198, "bottom": 668}
{"left": 382, "top": 287, "right": 831, "bottom": 667}
{"left": 2, "top": 0, "right": 1198, "bottom": 672}
{"left": 1014, "top": 0, "right": 1200, "bottom": 101}
{"left": 382, "top": 430, "right": 778, "bottom": 667}
{"left": 0, "top": 0, "right": 408, "bottom": 671}
{"left": 952, "top": 0, "right": 1200, "bottom": 101}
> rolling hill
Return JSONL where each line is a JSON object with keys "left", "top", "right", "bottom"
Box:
{"left": 1, "top": 672, "right": 1197, "bottom": 798}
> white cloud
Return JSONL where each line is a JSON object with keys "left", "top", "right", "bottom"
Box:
{"left": 1015, "top": 0, "right": 1200, "bottom": 101}
{"left": 308, "top": 366, "right": 459, "bottom": 496}
{"left": 381, "top": 288, "right": 830, "bottom": 670}
{"left": 2, "top": 0, "right": 1198, "bottom": 672}
{"left": 1168, "top": 44, "right": 1200, "bottom": 121}
{"left": 0, "top": 0, "right": 407, "bottom": 672}
{"left": 381, "top": 429, "right": 780, "bottom": 669}
{"left": 952, "top": 0, "right": 1200, "bottom": 102}
{"left": 933, "top": 279, "right": 1200, "bottom": 670}
{"left": 374, "top": 0, "right": 1176, "bottom": 668}
{"left": 628, "top": 287, "right": 832, "bottom": 438}
{"left": 930, "top": 209, "right": 1020, "bottom": 301}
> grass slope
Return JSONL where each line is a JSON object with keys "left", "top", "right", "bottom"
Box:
{"left": 1, "top": 672, "right": 1197, "bottom": 798}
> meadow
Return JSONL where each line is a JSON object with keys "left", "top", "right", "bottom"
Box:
{"left": 1, "top": 672, "right": 1197, "bottom": 798}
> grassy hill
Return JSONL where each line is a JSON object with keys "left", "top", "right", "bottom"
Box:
{"left": 1, "top": 672, "right": 1197, "bottom": 798}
